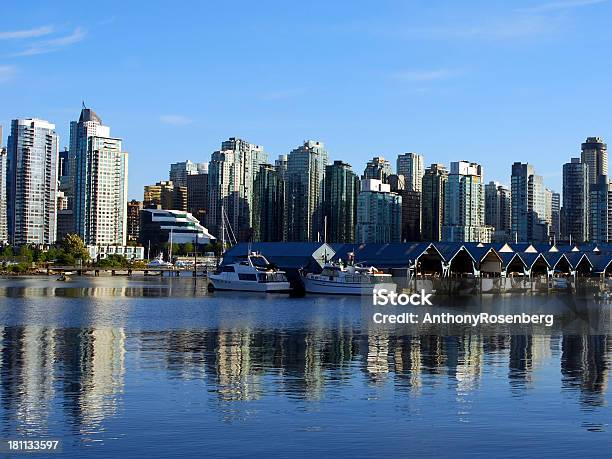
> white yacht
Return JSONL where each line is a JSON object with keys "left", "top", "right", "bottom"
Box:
{"left": 147, "top": 254, "right": 173, "bottom": 268}
{"left": 208, "top": 253, "right": 291, "bottom": 293}
{"left": 302, "top": 262, "right": 397, "bottom": 295}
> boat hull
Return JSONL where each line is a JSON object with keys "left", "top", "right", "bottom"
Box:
{"left": 302, "top": 277, "right": 396, "bottom": 295}
{"left": 209, "top": 277, "right": 291, "bottom": 293}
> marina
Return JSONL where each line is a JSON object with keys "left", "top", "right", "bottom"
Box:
{"left": 0, "top": 275, "right": 609, "bottom": 458}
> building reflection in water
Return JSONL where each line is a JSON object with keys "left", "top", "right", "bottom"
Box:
{"left": 0, "top": 323, "right": 609, "bottom": 433}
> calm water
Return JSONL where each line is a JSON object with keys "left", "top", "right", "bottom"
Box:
{"left": 0, "top": 276, "right": 610, "bottom": 458}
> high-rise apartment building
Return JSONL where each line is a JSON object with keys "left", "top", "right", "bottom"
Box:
{"left": 397, "top": 152, "right": 424, "bottom": 192}
{"left": 72, "top": 108, "right": 128, "bottom": 246}
{"left": 324, "top": 161, "right": 358, "bottom": 243}
{"left": 581, "top": 137, "right": 607, "bottom": 187}
{"left": 388, "top": 174, "right": 421, "bottom": 241}
{"left": 7, "top": 118, "right": 59, "bottom": 245}
{"left": 442, "top": 161, "right": 486, "bottom": 242}
{"left": 0, "top": 145, "right": 7, "bottom": 243}
{"left": 285, "top": 140, "right": 328, "bottom": 241}
{"left": 485, "top": 181, "right": 511, "bottom": 242}
{"left": 562, "top": 158, "right": 589, "bottom": 242}
{"left": 362, "top": 156, "right": 392, "bottom": 183}
{"left": 356, "top": 179, "right": 402, "bottom": 243}
{"left": 186, "top": 172, "right": 208, "bottom": 224}
{"left": 127, "top": 200, "right": 143, "bottom": 244}
{"left": 421, "top": 164, "right": 448, "bottom": 241}
{"left": 589, "top": 175, "right": 612, "bottom": 243}
{"left": 550, "top": 190, "right": 561, "bottom": 241}
{"left": 170, "top": 160, "right": 207, "bottom": 187}
{"left": 510, "top": 163, "right": 548, "bottom": 243}
{"left": 207, "top": 137, "right": 268, "bottom": 241}
{"left": 253, "top": 164, "right": 284, "bottom": 242}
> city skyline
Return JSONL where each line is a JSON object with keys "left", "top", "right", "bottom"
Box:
{"left": 2, "top": 1, "right": 612, "bottom": 198}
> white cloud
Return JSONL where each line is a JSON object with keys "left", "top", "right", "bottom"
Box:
{"left": 160, "top": 115, "right": 193, "bottom": 126}
{"left": 516, "top": 0, "right": 607, "bottom": 13}
{"left": 0, "top": 65, "right": 16, "bottom": 83}
{"left": 14, "top": 27, "right": 87, "bottom": 56}
{"left": 390, "top": 69, "right": 462, "bottom": 81}
{"left": 0, "top": 25, "right": 54, "bottom": 40}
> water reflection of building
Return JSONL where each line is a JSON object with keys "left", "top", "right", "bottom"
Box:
{"left": 0, "top": 326, "right": 55, "bottom": 430}
{"left": 366, "top": 333, "right": 390, "bottom": 383}
{"left": 215, "top": 329, "right": 261, "bottom": 401}
{"left": 561, "top": 335, "right": 608, "bottom": 407}
{"left": 55, "top": 327, "right": 125, "bottom": 431}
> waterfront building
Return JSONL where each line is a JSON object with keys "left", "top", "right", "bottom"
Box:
{"left": 442, "top": 161, "right": 485, "bottom": 242}
{"left": 397, "top": 152, "right": 424, "bottom": 192}
{"left": 69, "top": 107, "right": 111, "bottom": 216}
{"left": 71, "top": 107, "right": 128, "bottom": 246}
{"left": 362, "top": 156, "right": 392, "bottom": 183}
{"left": 589, "top": 175, "right": 612, "bottom": 243}
{"left": 186, "top": 172, "right": 208, "bottom": 224}
{"left": 139, "top": 208, "right": 215, "bottom": 255}
{"left": 87, "top": 244, "right": 145, "bottom": 261}
{"left": 170, "top": 160, "right": 207, "bottom": 187}
{"left": 7, "top": 118, "right": 59, "bottom": 245}
{"left": 485, "top": 181, "right": 511, "bottom": 242}
{"left": 127, "top": 200, "right": 143, "bottom": 244}
{"left": 562, "top": 158, "right": 589, "bottom": 242}
{"left": 253, "top": 164, "right": 284, "bottom": 242}
{"left": 581, "top": 137, "right": 607, "bottom": 187}
{"left": 0, "top": 146, "right": 7, "bottom": 243}
{"left": 421, "top": 163, "right": 448, "bottom": 241}
{"left": 207, "top": 137, "right": 268, "bottom": 242}
{"left": 324, "top": 160, "right": 358, "bottom": 243}
{"left": 510, "top": 163, "right": 548, "bottom": 243}
{"left": 356, "top": 179, "right": 402, "bottom": 243}
{"left": 285, "top": 140, "right": 328, "bottom": 242}
{"left": 388, "top": 174, "right": 421, "bottom": 241}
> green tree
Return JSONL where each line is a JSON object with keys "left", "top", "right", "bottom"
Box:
{"left": 60, "top": 234, "right": 90, "bottom": 264}
{"left": 19, "top": 245, "right": 34, "bottom": 263}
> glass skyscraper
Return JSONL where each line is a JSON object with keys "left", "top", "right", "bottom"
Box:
{"left": 7, "top": 118, "right": 59, "bottom": 245}
{"left": 562, "top": 158, "right": 589, "bottom": 243}
{"left": 207, "top": 137, "right": 268, "bottom": 241}
{"left": 324, "top": 161, "right": 358, "bottom": 243}
{"left": 421, "top": 163, "right": 448, "bottom": 242}
{"left": 442, "top": 161, "right": 486, "bottom": 242}
{"left": 285, "top": 140, "right": 328, "bottom": 242}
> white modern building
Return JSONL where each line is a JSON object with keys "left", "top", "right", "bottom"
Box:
{"left": 7, "top": 118, "right": 59, "bottom": 245}
{"left": 72, "top": 107, "right": 128, "bottom": 246}
{"left": 356, "top": 179, "right": 402, "bottom": 243}
{"left": 87, "top": 245, "right": 145, "bottom": 261}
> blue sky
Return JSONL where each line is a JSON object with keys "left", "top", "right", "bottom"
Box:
{"left": 1, "top": 0, "right": 612, "bottom": 199}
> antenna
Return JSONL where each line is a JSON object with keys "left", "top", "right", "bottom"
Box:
{"left": 82, "top": 100, "right": 86, "bottom": 109}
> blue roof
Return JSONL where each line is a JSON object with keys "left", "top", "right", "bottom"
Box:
{"left": 223, "top": 242, "right": 333, "bottom": 269}
{"left": 518, "top": 252, "right": 548, "bottom": 268}
{"left": 566, "top": 252, "right": 592, "bottom": 269}
{"left": 331, "top": 242, "right": 431, "bottom": 268}
{"left": 500, "top": 252, "right": 521, "bottom": 266}
{"left": 590, "top": 253, "right": 612, "bottom": 273}
{"left": 542, "top": 252, "right": 566, "bottom": 267}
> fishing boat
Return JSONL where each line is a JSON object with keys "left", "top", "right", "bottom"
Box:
{"left": 208, "top": 252, "right": 291, "bottom": 292}
{"left": 301, "top": 262, "right": 397, "bottom": 295}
